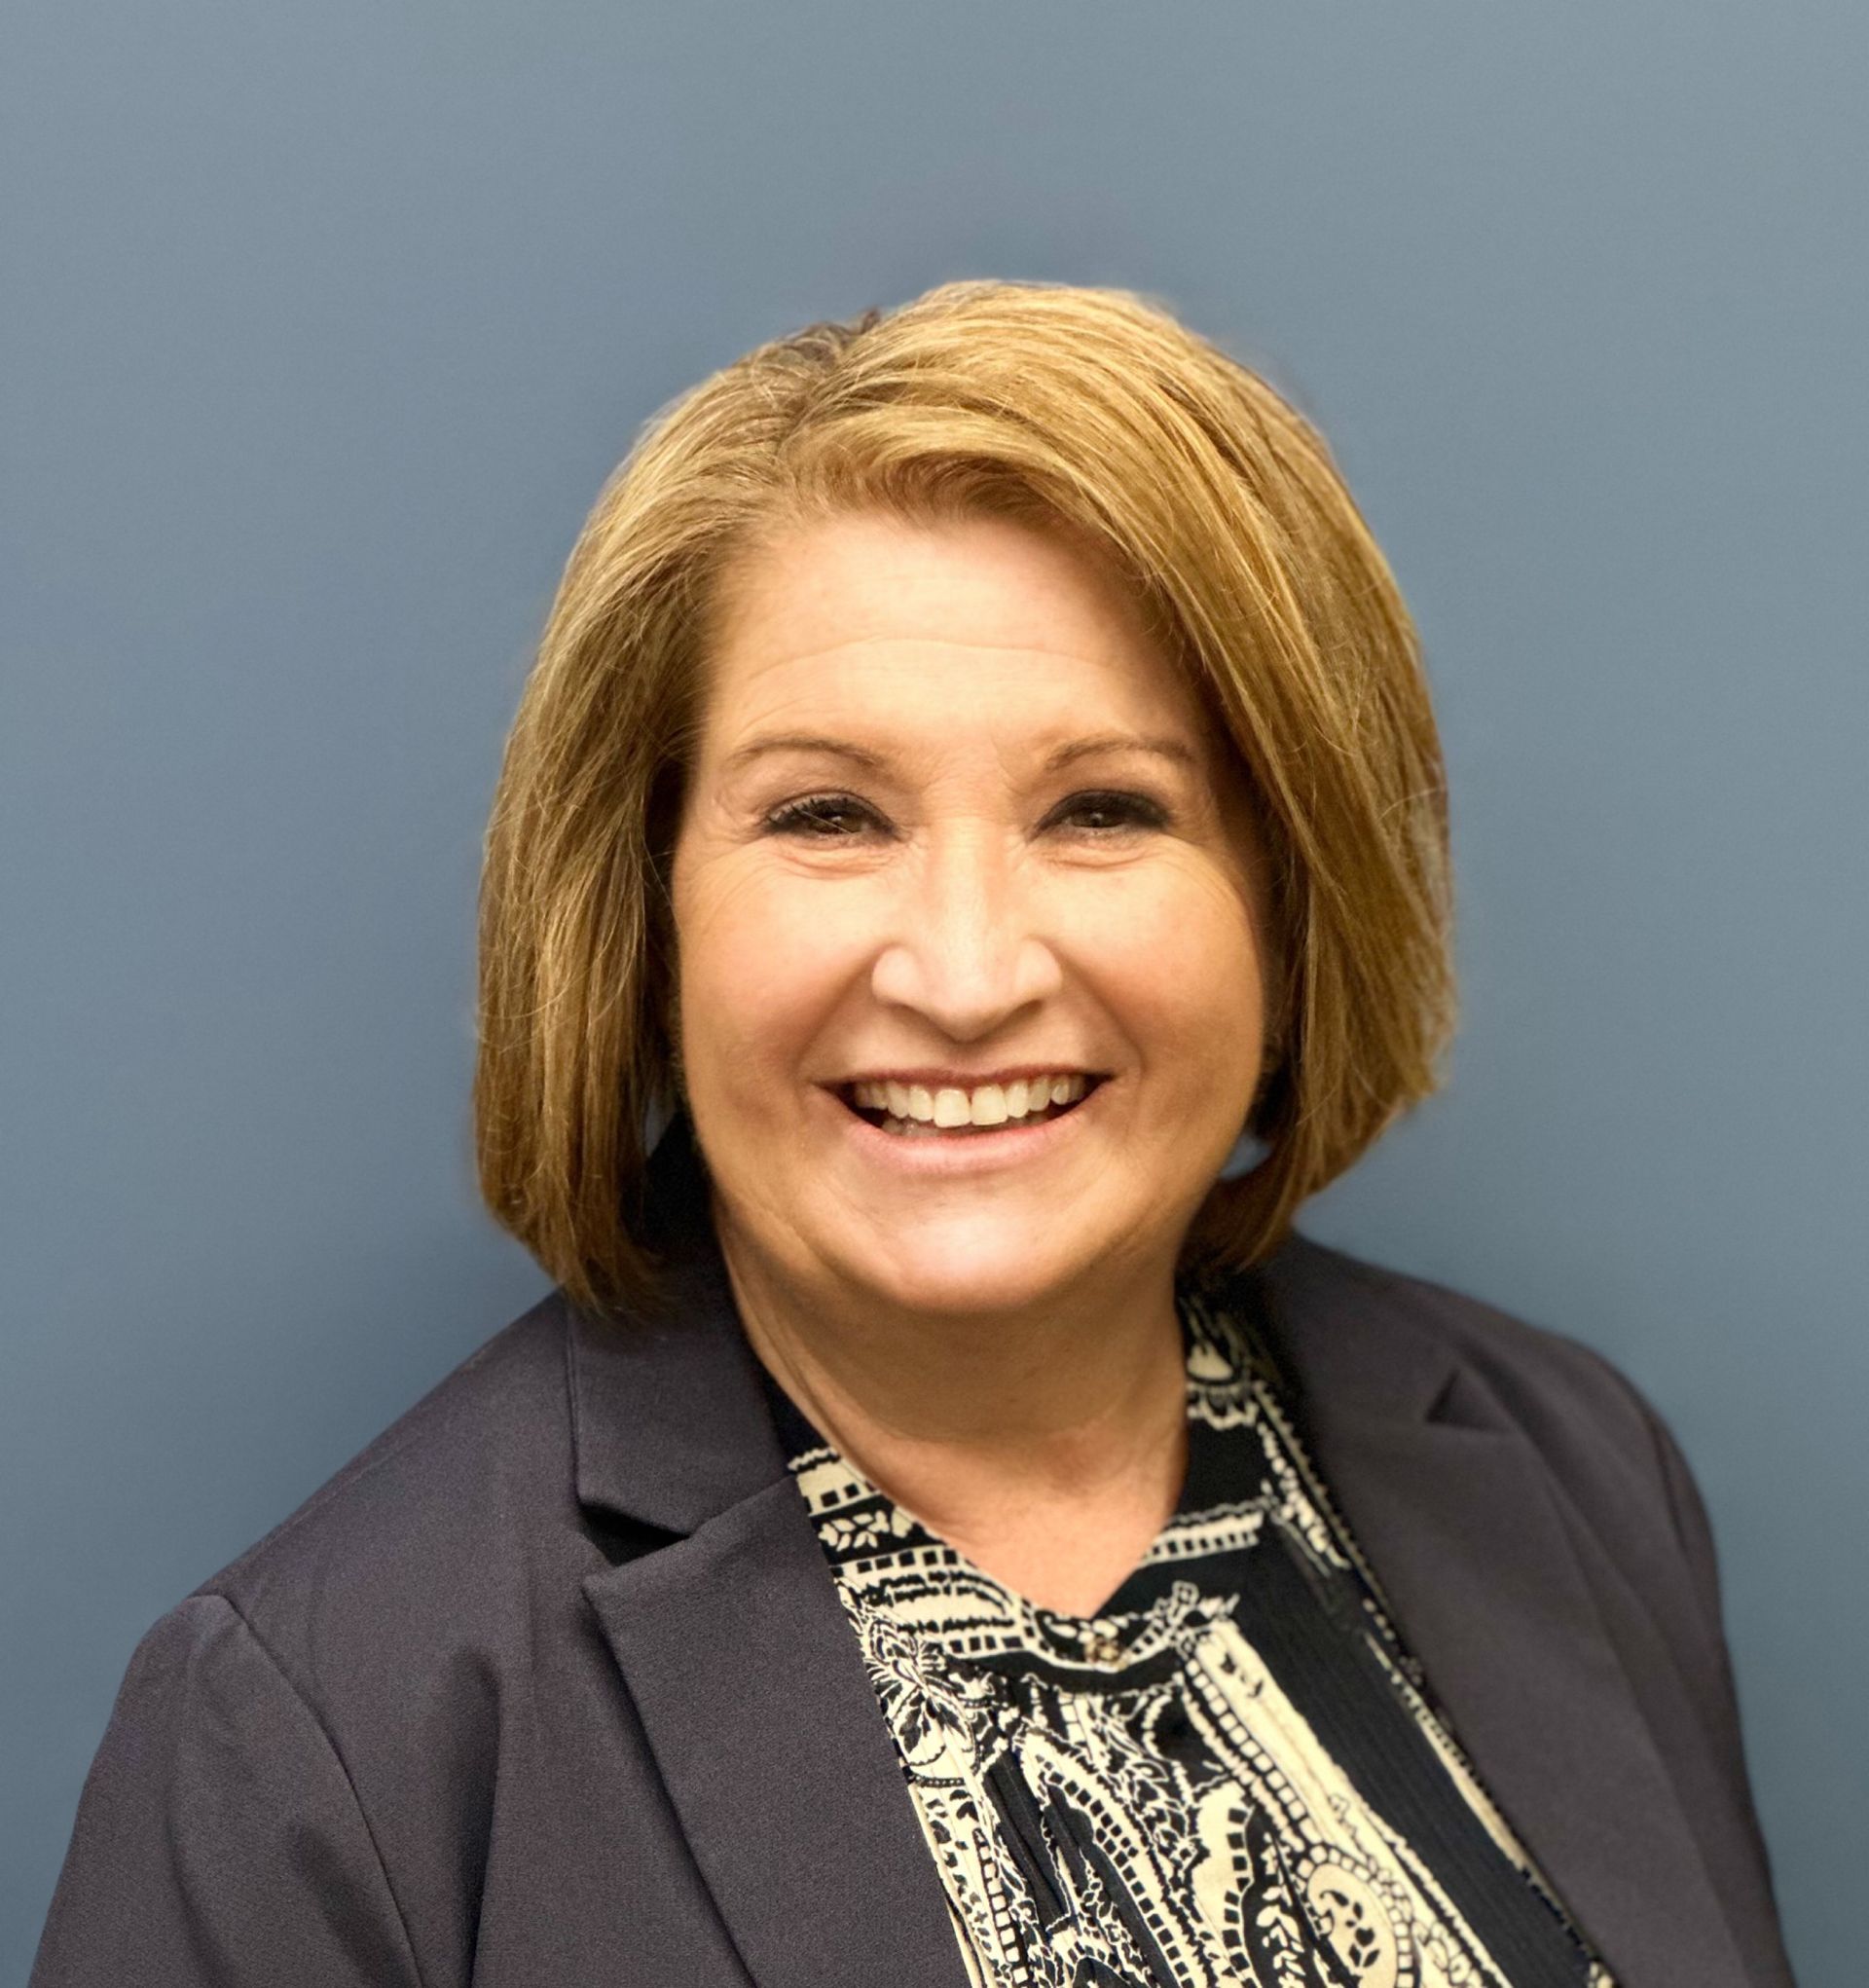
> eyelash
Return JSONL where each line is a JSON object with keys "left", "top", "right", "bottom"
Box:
{"left": 760, "top": 789, "right": 1172, "bottom": 840}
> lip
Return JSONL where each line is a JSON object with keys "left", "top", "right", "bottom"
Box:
{"left": 817, "top": 1075, "right": 1109, "bottom": 1177}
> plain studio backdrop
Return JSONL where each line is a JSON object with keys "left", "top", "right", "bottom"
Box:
{"left": 3, "top": 3, "right": 1863, "bottom": 1979}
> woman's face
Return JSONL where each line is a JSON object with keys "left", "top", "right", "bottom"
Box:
{"left": 670, "top": 508, "right": 1270, "bottom": 1321}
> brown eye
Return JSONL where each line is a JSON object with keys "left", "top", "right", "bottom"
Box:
{"left": 1055, "top": 790, "right": 1170, "bottom": 833}
{"left": 763, "top": 793, "right": 879, "bottom": 838}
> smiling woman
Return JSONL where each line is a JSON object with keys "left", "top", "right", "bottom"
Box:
{"left": 472, "top": 288, "right": 1452, "bottom": 1341}
{"left": 31, "top": 282, "right": 1794, "bottom": 1988}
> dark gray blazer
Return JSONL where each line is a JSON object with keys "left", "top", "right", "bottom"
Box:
{"left": 33, "top": 1115, "right": 1795, "bottom": 1987}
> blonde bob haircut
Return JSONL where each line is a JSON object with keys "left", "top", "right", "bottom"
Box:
{"left": 475, "top": 278, "right": 1456, "bottom": 1322}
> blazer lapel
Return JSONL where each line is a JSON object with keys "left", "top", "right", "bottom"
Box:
{"left": 569, "top": 1117, "right": 968, "bottom": 1988}
{"left": 582, "top": 1486, "right": 969, "bottom": 1988}
{"left": 1246, "top": 1235, "right": 1752, "bottom": 1988}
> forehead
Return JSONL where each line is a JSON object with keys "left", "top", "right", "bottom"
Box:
{"left": 701, "top": 509, "right": 1201, "bottom": 737}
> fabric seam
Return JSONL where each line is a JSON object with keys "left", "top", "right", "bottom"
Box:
{"left": 207, "top": 1592, "right": 430, "bottom": 1988}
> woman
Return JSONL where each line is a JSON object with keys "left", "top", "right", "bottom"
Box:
{"left": 33, "top": 281, "right": 1793, "bottom": 1988}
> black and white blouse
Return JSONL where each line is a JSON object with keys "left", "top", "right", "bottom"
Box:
{"left": 764, "top": 1272, "right": 1617, "bottom": 1988}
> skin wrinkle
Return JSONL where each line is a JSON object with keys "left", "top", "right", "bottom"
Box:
{"left": 670, "top": 509, "right": 1273, "bottom": 1617}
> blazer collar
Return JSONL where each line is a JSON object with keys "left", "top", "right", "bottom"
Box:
{"left": 567, "top": 1112, "right": 787, "bottom": 1537}
{"left": 568, "top": 1115, "right": 1751, "bottom": 1988}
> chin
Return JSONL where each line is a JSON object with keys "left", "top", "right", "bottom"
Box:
{"left": 827, "top": 1209, "right": 1096, "bottom": 1316}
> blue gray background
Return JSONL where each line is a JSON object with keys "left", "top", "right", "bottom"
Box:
{"left": 5, "top": 4, "right": 1863, "bottom": 1979}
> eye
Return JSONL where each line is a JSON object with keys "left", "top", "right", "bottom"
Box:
{"left": 761, "top": 792, "right": 881, "bottom": 839}
{"left": 1050, "top": 789, "right": 1172, "bottom": 835}
{"left": 759, "top": 788, "right": 1172, "bottom": 840}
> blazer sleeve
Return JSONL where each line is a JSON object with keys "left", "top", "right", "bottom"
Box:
{"left": 31, "top": 1594, "right": 423, "bottom": 1988}
{"left": 1560, "top": 1341, "right": 1793, "bottom": 1982}
{"left": 1624, "top": 1378, "right": 1786, "bottom": 1884}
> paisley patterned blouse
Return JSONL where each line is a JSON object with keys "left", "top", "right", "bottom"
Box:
{"left": 763, "top": 1271, "right": 1618, "bottom": 1988}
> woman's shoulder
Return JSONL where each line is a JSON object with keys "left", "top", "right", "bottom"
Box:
{"left": 1268, "top": 1228, "right": 1660, "bottom": 1414}
{"left": 1237, "top": 1229, "right": 1745, "bottom": 1742}
{"left": 1248, "top": 1229, "right": 1700, "bottom": 1551}
{"left": 163, "top": 1286, "right": 591, "bottom": 1700}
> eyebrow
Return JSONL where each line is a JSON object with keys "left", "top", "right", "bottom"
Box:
{"left": 720, "top": 729, "right": 1200, "bottom": 777}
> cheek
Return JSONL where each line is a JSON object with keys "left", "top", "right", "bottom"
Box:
{"left": 1072, "top": 858, "right": 1263, "bottom": 1020}
{"left": 676, "top": 863, "right": 850, "bottom": 1067}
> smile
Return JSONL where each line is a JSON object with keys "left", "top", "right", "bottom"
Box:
{"left": 824, "top": 1074, "right": 1111, "bottom": 1172}
{"left": 837, "top": 1072, "right": 1104, "bottom": 1137}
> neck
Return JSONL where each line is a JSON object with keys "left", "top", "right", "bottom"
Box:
{"left": 714, "top": 1205, "right": 1191, "bottom": 1583}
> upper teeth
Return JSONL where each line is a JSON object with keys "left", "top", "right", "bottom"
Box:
{"left": 851, "top": 1074, "right": 1092, "bottom": 1126}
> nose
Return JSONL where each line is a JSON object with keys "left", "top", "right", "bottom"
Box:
{"left": 867, "top": 822, "right": 1063, "bottom": 1039}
